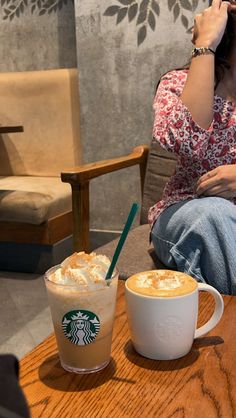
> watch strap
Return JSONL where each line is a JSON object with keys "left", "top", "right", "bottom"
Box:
{"left": 191, "top": 47, "right": 215, "bottom": 58}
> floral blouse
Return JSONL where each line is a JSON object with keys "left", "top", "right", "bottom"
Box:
{"left": 148, "top": 69, "right": 236, "bottom": 228}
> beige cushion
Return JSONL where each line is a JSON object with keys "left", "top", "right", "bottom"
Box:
{"left": 0, "top": 176, "right": 72, "bottom": 224}
{"left": 0, "top": 68, "right": 81, "bottom": 177}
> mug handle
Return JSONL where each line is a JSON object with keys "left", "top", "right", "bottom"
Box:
{"left": 194, "top": 283, "right": 224, "bottom": 339}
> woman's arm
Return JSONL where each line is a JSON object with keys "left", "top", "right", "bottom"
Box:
{"left": 180, "top": 0, "right": 230, "bottom": 129}
{"left": 152, "top": 70, "right": 213, "bottom": 157}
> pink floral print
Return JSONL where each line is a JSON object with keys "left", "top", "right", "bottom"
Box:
{"left": 149, "top": 69, "right": 236, "bottom": 228}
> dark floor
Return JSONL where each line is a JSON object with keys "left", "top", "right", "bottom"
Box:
{"left": 0, "top": 270, "right": 53, "bottom": 359}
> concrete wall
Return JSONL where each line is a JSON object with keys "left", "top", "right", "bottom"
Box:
{"left": 0, "top": 1, "right": 77, "bottom": 71}
{"left": 0, "top": 0, "right": 207, "bottom": 233}
{"left": 75, "top": 0, "right": 207, "bottom": 231}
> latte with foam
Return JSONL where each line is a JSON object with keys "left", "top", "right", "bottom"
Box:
{"left": 126, "top": 270, "right": 197, "bottom": 297}
{"left": 125, "top": 270, "right": 223, "bottom": 360}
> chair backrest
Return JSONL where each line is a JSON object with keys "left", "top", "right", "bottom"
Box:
{"left": 0, "top": 68, "right": 81, "bottom": 177}
{"left": 140, "top": 141, "right": 177, "bottom": 224}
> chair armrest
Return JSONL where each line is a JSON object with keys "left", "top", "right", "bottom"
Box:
{"left": 61, "top": 144, "right": 149, "bottom": 185}
{"left": 0, "top": 125, "right": 24, "bottom": 134}
{"left": 61, "top": 144, "right": 149, "bottom": 253}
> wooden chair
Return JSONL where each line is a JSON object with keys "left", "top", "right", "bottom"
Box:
{"left": 61, "top": 141, "right": 177, "bottom": 278}
{"left": 0, "top": 68, "right": 81, "bottom": 272}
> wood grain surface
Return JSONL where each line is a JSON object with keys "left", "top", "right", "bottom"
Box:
{"left": 20, "top": 281, "right": 236, "bottom": 418}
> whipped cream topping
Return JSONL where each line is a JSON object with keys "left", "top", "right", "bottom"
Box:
{"left": 48, "top": 252, "right": 111, "bottom": 286}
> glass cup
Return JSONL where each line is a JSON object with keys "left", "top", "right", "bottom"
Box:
{"left": 45, "top": 266, "right": 118, "bottom": 374}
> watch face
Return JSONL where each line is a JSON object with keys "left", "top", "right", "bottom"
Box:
{"left": 192, "top": 48, "right": 200, "bottom": 56}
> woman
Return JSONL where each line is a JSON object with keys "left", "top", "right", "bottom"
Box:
{"left": 150, "top": 0, "right": 236, "bottom": 295}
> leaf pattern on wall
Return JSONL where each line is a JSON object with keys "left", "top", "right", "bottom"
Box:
{"left": 0, "top": 0, "right": 207, "bottom": 31}
{"left": 1, "top": 0, "right": 73, "bottom": 20}
{"left": 104, "top": 0, "right": 207, "bottom": 46}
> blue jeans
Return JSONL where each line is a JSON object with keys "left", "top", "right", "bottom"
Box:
{"left": 151, "top": 197, "right": 236, "bottom": 295}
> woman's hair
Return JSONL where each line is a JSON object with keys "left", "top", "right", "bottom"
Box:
{"left": 214, "top": 11, "right": 234, "bottom": 87}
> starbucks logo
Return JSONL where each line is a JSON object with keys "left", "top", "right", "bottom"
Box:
{"left": 62, "top": 310, "right": 100, "bottom": 346}
{"left": 155, "top": 316, "right": 183, "bottom": 342}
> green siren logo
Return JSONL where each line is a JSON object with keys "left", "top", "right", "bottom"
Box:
{"left": 62, "top": 310, "right": 100, "bottom": 345}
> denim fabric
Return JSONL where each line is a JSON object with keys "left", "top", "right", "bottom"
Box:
{"left": 151, "top": 197, "right": 236, "bottom": 295}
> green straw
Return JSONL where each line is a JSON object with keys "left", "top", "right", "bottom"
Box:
{"left": 105, "top": 203, "right": 140, "bottom": 280}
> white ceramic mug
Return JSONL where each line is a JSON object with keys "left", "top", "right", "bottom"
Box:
{"left": 125, "top": 271, "right": 224, "bottom": 360}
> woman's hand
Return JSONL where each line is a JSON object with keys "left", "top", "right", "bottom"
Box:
{"left": 192, "top": 0, "right": 231, "bottom": 51}
{"left": 196, "top": 165, "right": 236, "bottom": 198}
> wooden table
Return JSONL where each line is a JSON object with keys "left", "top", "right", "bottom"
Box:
{"left": 0, "top": 126, "right": 24, "bottom": 134}
{"left": 20, "top": 281, "right": 236, "bottom": 418}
